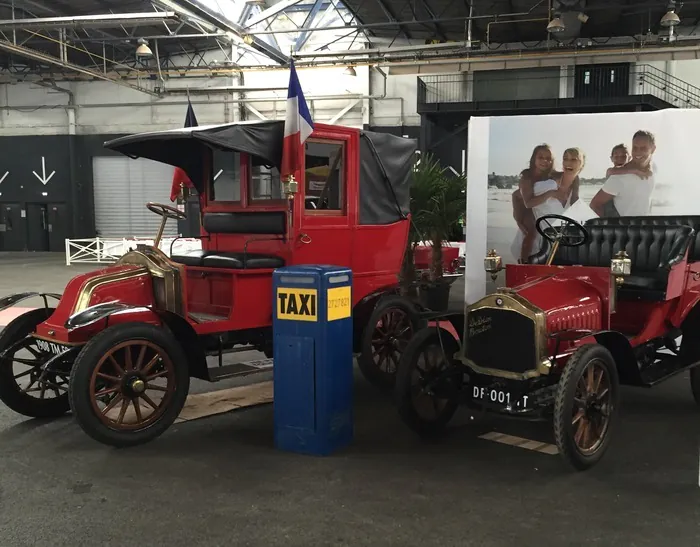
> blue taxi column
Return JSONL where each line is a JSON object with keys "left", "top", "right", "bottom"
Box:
{"left": 272, "top": 265, "right": 353, "bottom": 456}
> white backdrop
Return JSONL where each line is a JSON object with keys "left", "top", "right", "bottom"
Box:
{"left": 464, "top": 108, "right": 700, "bottom": 305}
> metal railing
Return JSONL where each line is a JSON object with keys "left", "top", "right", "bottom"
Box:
{"left": 417, "top": 64, "right": 700, "bottom": 108}
{"left": 65, "top": 237, "right": 202, "bottom": 265}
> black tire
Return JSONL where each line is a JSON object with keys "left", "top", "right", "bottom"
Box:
{"left": 358, "top": 295, "right": 424, "bottom": 391}
{"left": 553, "top": 344, "right": 619, "bottom": 471}
{"left": 0, "top": 307, "right": 71, "bottom": 418}
{"left": 690, "top": 367, "right": 700, "bottom": 406}
{"left": 395, "top": 326, "right": 461, "bottom": 437}
{"left": 69, "top": 322, "right": 190, "bottom": 448}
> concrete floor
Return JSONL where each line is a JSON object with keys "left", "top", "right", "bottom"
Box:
{"left": 1, "top": 253, "right": 700, "bottom": 546}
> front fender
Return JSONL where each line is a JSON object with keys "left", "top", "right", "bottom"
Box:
{"left": 0, "top": 292, "right": 61, "bottom": 313}
{"left": 65, "top": 302, "right": 156, "bottom": 331}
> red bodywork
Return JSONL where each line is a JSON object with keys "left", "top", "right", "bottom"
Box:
{"left": 503, "top": 248, "right": 700, "bottom": 366}
{"left": 413, "top": 245, "right": 461, "bottom": 276}
{"left": 34, "top": 123, "right": 410, "bottom": 346}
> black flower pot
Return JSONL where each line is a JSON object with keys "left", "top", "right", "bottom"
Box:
{"left": 419, "top": 280, "right": 451, "bottom": 312}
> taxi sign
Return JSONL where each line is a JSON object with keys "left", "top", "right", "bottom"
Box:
{"left": 276, "top": 287, "right": 318, "bottom": 321}
{"left": 327, "top": 286, "right": 351, "bottom": 321}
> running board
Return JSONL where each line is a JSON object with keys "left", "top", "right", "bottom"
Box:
{"left": 639, "top": 354, "right": 699, "bottom": 387}
{"left": 208, "top": 358, "right": 274, "bottom": 382}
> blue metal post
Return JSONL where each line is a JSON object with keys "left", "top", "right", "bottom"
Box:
{"left": 272, "top": 265, "right": 353, "bottom": 456}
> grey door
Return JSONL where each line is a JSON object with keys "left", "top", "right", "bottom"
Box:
{"left": 47, "top": 203, "right": 68, "bottom": 252}
{"left": 26, "top": 203, "right": 49, "bottom": 251}
{"left": 0, "top": 203, "right": 24, "bottom": 251}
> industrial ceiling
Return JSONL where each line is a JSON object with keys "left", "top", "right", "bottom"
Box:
{"left": 0, "top": 0, "right": 698, "bottom": 93}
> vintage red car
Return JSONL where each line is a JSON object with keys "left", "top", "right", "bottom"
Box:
{"left": 395, "top": 213, "right": 700, "bottom": 470}
{"left": 0, "top": 120, "right": 427, "bottom": 447}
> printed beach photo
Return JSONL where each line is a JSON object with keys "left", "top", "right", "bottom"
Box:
{"left": 483, "top": 109, "right": 699, "bottom": 265}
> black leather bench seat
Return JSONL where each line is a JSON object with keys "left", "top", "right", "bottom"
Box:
{"left": 530, "top": 223, "right": 694, "bottom": 301}
{"left": 171, "top": 249, "right": 284, "bottom": 269}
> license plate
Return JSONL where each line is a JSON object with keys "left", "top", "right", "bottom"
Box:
{"left": 35, "top": 338, "right": 70, "bottom": 355}
{"left": 472, "top": 386, "right": 529, "bottom": 410}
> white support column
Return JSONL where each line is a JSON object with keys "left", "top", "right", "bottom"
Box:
{"left": 329, "top": 99, "right": 361, "bottom": 124}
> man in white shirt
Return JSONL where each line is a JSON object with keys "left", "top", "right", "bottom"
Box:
{"left": 590, "top": 130, "right": 657, "bottom": 217}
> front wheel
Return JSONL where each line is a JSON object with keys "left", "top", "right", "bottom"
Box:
{"left": 69, "top": 322, "right": 190, "bottom": 448}
{"left": 395, "top": 327, "right": 462, "bottom": 437}
{"left": 553, "top": 344, "right": 619, "bottom": 471}
{"left": 0, "top": 307, "right": 72, "bottom": 418}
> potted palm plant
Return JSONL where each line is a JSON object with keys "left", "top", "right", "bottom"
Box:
{"left": 401, "top": 153, "right": 466, "bottom": 310}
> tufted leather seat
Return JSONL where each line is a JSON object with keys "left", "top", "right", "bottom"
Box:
{"left": 171, "top": 250, "right": 284, "bottom": 269}
{"left": 586, "top": 215, "right": 700, "bottom": 262}
{"left": 530, "top": 223, "right": 694, "bottom": 301}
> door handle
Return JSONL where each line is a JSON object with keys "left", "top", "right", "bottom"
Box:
{"left": 299, "top": 233, "right": 312, "bottom": 244}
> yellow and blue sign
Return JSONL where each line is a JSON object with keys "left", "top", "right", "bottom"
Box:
{"left": 276, "top": 287, "right": 318, "bottom": 321}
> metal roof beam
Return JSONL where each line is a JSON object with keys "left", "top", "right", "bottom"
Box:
{"left": 295, "top": 0, "right": 325, "bottom": 51}
{"left": 166, "top": 0, "right": 289, "bottom": 64}
{"left": 244, "top": 0, "right": 308, "bottom": 28}
{"left": 0, "top": 12, "right": 181, "bottom": 31}
{"left": 0, "top": 37, "right": 159, "bottom": 95}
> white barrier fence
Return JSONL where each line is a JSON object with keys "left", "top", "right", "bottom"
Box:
{"left": 65, "top": 237, "right": 203, "bottom": 265}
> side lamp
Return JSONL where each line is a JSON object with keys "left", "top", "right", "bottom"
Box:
{"left": 610, "top": 250, "right": 632, "bottom": 285}
{"left": 484, "top": 249, "right": 503, "bottom": 281}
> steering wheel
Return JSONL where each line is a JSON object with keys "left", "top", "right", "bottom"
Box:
{"left": 535, "top": 214, "right": 589, "bottom": 247}
{"left": 147, "top": 202, "right": 187, "bottom": 220}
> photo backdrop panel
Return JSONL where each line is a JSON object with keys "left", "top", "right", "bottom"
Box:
{"left": 465, "top": 108, "right": 700, "bottom": 304}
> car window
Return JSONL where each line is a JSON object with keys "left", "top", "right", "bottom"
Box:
{"left": 249, "top": 164, "right": 283, "bottom": 201}
{"left": 210, "top": 149, "right": 241, "bottom": 202}
{"left": 304, "top": 140, "right": 345, "bottom": 212}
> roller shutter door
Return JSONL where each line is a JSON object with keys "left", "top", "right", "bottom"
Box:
{"left": 92, "top": 156, "right": 178, "bottom": 237}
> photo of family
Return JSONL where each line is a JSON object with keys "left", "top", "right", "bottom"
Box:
{"left": 483, "top": 109, "right": 697, "bottom": 265}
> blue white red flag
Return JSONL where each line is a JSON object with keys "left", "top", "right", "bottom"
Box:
{"left": 281, "top": 59, "right": 314, "bottom": 178}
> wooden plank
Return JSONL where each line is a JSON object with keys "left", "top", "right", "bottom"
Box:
{"left": 174, "top": 380, "right": 273, "bottom": 423}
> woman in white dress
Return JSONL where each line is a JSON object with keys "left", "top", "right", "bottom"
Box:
{"left": 511, "top": 146, "right": 584, "bottom": 262}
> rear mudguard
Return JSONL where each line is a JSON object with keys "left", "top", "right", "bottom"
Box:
{"left": 0, "top": 292, "right": 61, "bottom": 313}
{"left": 64, "top": 302, "right": 209, "bottom": 381}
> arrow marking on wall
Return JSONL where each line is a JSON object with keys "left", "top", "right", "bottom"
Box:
{"left": 0, "top": 171, "right": 8, "bottom": 185}
{"left": 32, "top": 157, "right": 56, "bottom": 185}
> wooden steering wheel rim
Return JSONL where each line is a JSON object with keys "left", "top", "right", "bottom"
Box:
{"left": 146, "top": 202, "right": 187, "bottom": 220}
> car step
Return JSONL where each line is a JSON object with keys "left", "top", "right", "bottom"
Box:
{"left": 208, "top": 358, "right": 274, "bottom": 382}
{"left": 639, "top": 354, "right": 694, "bottom": 387}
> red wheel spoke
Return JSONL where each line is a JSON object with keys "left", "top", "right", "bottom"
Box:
{"left": 108, "top": 355, "right": 125, "bottom": 376}
{"left": 572, "top": 409, "right": 584, "bottom": 426}
{"left": 133, "top": 398, "right": 143, "bottom": 423}
{"left": 141, "top": 355, "right": 160, "bottom": 376}
{"left": 140, "top": 392, "right": 159, "bottom": 410}
{"left": 95, "top": 386, "right": 120, "bottom": 398}
{"left": 146, "top": 370, "right": 168, "bottom": 381}
{"left": 101, "top": 393, "right": 123, "bottom": 415}
{"left": 97, "top": 372, "right": 121, "bottom": 383}
{"left": 124, "top": 346, "right": 133, "bottom": 371}
{"left": 135, "top": 345, "right": 147, "bottom": 370}
{"left": 585, "top": 365, "right": 595, "bottom": 392}
{"left": 116, "top": 399, "right": 129, "bottom": 425}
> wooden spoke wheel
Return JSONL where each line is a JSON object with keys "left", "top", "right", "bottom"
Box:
{"left": 69, "top": 323, "right": 190, "bottom": 447}
{"left": 358, "top": 296, "right": 424, "bottom": 391}
{"left": 0, "top": 308, "right": 72, "bottom": 418}
{"left": 554, "top": 344, "right": 620, "bottom": 471}
{"left": 395, "top": 327, "right": 461, "bottom": 437}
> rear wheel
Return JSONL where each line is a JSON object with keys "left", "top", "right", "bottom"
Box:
{"left": 553, "top": 344, "right": 619, "bottom": 471}
{"left": 395, "top": 327, "right": 461, "bottom": 437}
{"left": 358, "top": 295, "right": 424, "bottom": 391}
{"left": 69, "top": 322, "right": 190, "bottom": 447}
{"left": 0, "top": 307, "right": 72, "bottom": 418}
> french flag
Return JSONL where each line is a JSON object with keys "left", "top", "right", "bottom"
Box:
{"left": 281, "top": 59, "right": 314, "bottom": 178}
{"left": 170, "top": 98, "right": 198, "bottom": 202}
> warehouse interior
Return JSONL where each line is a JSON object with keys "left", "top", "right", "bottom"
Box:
{"left": 2, "top": 0, "right": 700, "bottom": 545}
